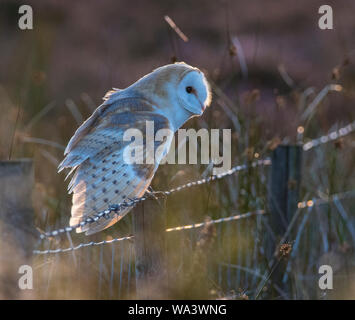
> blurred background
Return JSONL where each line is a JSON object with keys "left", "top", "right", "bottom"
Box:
{"left": 0, "top": 0, "right": 354, "bottom": 299}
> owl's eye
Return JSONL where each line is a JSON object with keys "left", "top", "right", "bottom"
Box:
{"left": 185, "top": 86, "right": 193, "bottom": 94}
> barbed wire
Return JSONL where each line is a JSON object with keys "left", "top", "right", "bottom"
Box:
{"left": 297, "top": 189, "right": 355, "bottom": 209}
{"left": 303, "top": 120, "right": 355, "bottom": 151}
{"left": 39, "top": 159, "right": 271, "bottom": 239}
{"left": 166, "top": 210, "right": 265, "bottom": 232}
{"left": 36, "top": 120, "right": 355, "bottom": 240}
{"left": 33, "top": 236, "right": 133, "bottom": 255}
{"left": 33, "top": 189, "right": 355, "bottom": 255}
{"left": 33, "top": 210, "right": 264, "bottom": 255}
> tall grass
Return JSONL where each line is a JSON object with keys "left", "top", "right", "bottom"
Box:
{"left": 0, "top": 1, "right": 355, "bottom": 299}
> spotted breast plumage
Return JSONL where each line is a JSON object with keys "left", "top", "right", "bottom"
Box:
{"left": 58, "top": 62, "right": 212, "bottom": 235}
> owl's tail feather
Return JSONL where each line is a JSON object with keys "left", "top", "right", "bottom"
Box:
{"left": 69, "top": 175, "right": 151, "bottom": 236}
{"left": 70, "top": 207, "right": 132, "bottom": 235}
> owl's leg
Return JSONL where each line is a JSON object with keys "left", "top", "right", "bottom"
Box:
{"left": 145, "top": 186, "right": 159, "bottom": 201}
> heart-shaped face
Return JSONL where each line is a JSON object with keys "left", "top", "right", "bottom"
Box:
{"left": 177, "top": 69, "right": 212, "bottom": 116}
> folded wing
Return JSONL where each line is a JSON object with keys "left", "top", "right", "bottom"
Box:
{"left": 59, "top": 96, "right": 172, "bottom": 235}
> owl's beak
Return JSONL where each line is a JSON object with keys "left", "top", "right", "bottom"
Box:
{"left": 200, "top": 101, "right": 209, "bottom": 114}
{"left": 196, "top": 96, "right": 206, "bottom": 114}
{"left": 197, "top": 103, "right": 205, "bottom": 115}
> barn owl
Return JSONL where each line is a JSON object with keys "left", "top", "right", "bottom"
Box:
{"left": 58, "top": 62, "right": 212, "bottom": 235}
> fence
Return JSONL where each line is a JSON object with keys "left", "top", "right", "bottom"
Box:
{"left": 1, "top": 120, "right": 355, "bottom": 299}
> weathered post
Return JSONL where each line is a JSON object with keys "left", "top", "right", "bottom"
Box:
{"left": 134, "top": 198, "right": 167, "bottom": 299}
{"left": 267, "top": 145, "right": 302, "bottom": 297}
{"left": 0, "top": 159, "right": 36, "bottom": 299}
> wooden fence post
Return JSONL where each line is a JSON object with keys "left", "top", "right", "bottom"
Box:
{"left": 134, "top": 198, "right": 167, "bottom": 299}
{"left": 267, "top": 145, "right": 302, "bottom": 296}
{"left": 0, "top": 159, "right": 36, "bottom": 299}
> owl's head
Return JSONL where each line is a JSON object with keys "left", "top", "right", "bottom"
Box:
{"left": 146, "top": 62, "right": 212, "bottom": 116}
{"left": 174, "top": 62, "right": 212, "bottom": 116}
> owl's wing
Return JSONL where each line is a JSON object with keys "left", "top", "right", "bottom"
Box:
{"left": 58, "top": 97, "right": 173, "bottom": 235}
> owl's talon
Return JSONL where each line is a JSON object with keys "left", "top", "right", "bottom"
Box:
{"left": 149, "top": 191, "right": 168, "bottom": 200}
{"left": 109, "top": 204, "right": 119, "bottom": 213}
